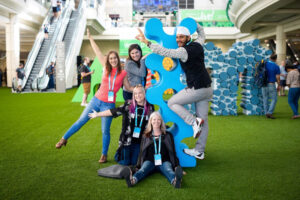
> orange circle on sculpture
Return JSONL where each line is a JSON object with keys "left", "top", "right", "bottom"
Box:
{"left": 162, "top": 57, "right": 174, "bottom": 71}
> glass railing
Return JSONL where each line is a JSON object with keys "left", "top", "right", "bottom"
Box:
{"left": 64, "top": 0, "right": 86, "bottom": 88}
{"left": 35, "top": 0, "right": 74, "bottom": 90}
{"left": 21, "top": 5, "right": 53, "bottom": 90}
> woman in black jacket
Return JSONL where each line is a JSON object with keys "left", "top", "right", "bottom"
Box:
{"left": 123, "top": 112, "right": 183, "bottom": 188}
{"left": 89, "top": 85, "right": 154, "bottom": 165}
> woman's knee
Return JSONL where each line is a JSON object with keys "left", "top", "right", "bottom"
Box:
{"left": 168, "top": 99, "right": 178, "bottom": 110}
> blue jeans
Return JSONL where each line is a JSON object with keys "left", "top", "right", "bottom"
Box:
{"left": 288, "top": 88, "right": 300, "bottom": 116}
{"left": 261, "top": 84, "right": 277, "bottom": 115}
{"left": 48, "top": 75, "right": 54, "bottom": 89}
{"left": 63, "top": 97, "right": 115, "bottom": 155}
{"left": 133, "top": 161, "right": 175, "bottom": 184}
{"left": 116, "top": 143, "right": 140, "bottom": 166}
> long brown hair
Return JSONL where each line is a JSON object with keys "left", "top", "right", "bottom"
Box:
{"left": 127, "top": 44, "right": 143, "bottom": 68}
{"left": 144, "top": 112, "right": 166, "bottom": 138}
{"left": 105, "top": 51, "right": 122, "bottom": 76}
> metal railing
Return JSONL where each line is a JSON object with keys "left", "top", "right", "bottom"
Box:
{"left": 21, "top": 5, "right": 54, "bottom": 90}
{"left": 34, "top": 0, "right": 74, "bottom": 90}
{"left": 64, "top": 0, "right": 86, "bottom": 88}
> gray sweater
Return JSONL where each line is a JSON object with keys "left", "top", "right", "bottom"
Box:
{"left": 123, "top": 59, "right": 146, "bottom": 92}
{"left": 149, "top": 23, "right": 205, "bottom": 63}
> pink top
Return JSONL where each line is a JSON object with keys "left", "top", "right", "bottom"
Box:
{"left": 95, "top": 67, "right": 127, "bottom": 103}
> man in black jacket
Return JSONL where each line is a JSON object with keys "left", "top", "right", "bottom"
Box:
{"left": 136, "top": 22, "right": 212, "bottom": 160}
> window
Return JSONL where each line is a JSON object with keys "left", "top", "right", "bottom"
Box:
{"left": 179, "top": 0, "right": 194, "bottom": 9}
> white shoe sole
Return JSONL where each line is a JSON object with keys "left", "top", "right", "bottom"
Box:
{"left": 193, "top": 118, "right": 204, "bottom": 138}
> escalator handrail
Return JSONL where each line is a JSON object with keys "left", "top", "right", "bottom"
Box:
{"left": 35, "top": 0, "right": 74, "bottom": 90}
{"left": 65, "top": 0, "right": 86, "bottom": 81}
{"left": 21, "top": 6, "right": 53, "bottom": 90}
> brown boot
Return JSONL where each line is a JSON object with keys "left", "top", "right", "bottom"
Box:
{"left": 55, "top": 138, "right": 67, "bottom": 149}
{"left": 99, "top": 155, "right": 107, "bottom": 163}
{"left": 266, "top": 114, "right": 276, "bottom": 119}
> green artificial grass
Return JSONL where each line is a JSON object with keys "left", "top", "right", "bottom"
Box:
{"left": 0, "top": 87, "right": 299, "bottom": 200}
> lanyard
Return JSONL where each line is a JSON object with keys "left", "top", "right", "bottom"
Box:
{"left": 86, "top": 65, "right": 91, "bottom": 72}
{"left": 135, "top": 106, "right": 145, "bottom": 128}
{"left": 153, "top": 135, "right": 161, "bottom": 155}
{"left": 108, "top": 69, "right": 118, "bottom": 91}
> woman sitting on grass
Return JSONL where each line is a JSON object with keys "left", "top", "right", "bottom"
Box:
{"left": 122, "top": 111, "right": 183, "bottom": 188}
{"left": 89, "top": 84, "right": 154, "bottom": 165}
{"left": 55, "top": 29, "right": 133, "bottom": 164}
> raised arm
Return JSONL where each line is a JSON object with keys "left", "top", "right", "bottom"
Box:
{"left": 135, "top": 28, "right": 188, "bottom": 62}
{"left": 87, "top": 28, "right": 106, "bottom": 67}
{"left": 194, "top": 23, "right": 205, "bottom": 45}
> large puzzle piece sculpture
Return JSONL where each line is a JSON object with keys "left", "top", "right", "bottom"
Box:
{"left": 145, "top": 18, "right": 198, "bottom": 167}
{"left": 203, "top": 41, "right": 272, "bottom": 115}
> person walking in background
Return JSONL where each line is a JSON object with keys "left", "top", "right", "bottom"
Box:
{"left": 89, "top": 85, "right": 154, "bottom": 165}
{"left": 286, "top": 64, "right": 300, "bottom": 119}
{"left": 278, "top": 60, "right": 287, "bottom": 96}
{"left": 57, "top": 0, "right": 62, "bottom": 17}
{"left": 16, "top": 63, "right": 25, "bottom": 92}
{"left": 136, "top": 21, "right": 212, "bottom": 160}
{"left": 55, "top": 29, "right": 134, "bottom": 164}
{"left": 261, "top": 54, "right": 280, "bottom": 119}
{"left": 46, "top": 61, "right": 55, "bottom": 90}
{"left": 43, "top": 23, "right": 50, "bottom": 39}
{"left": 51, "top": 0, "right": 58, "bottom": 19}
{"left": 80, "top": 57, "right": 94, "bottom": 107}
{"left": 0, "top": 68, "right": 2, "bottom": 87}
{"left": 123, "top": 44, "right": 146, "bottom": 101}
{"left": 122, "top": 112, "right": 183, "bottom": 188}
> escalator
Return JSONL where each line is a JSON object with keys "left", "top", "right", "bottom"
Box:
{"left": 63, "top": 11, "right": 79, "bottom": 55}
{"left": 35, "top": 0, "right": 86, "bottom": 91}
{"left": 23, "top": 20, "right": 58, "bottom": 92}
{"left": 267, "top": 39, "right": 299, "bottom": 62}
{"left": 20, "top": 0, "right": 73, "bottom": 92}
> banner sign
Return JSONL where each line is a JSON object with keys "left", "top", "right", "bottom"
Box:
{"left": 180, "top": 10, "right": 234, "bottom": 27}
{"left": 119, "top": 40, "right": 153, "bottom": 56}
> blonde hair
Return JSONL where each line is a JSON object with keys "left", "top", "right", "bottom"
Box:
{"left": 132, "top": 84, "right": 145, "bottom": 102}
{"left": 144, "top": 111, "right": 166, "bottom": 137}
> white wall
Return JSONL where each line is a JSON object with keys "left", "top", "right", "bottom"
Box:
{"left": 105, "top": 0, "right": 133, "bottom": 26}
{"left": 194, "top": 0, "right": 228, "bottom": 10}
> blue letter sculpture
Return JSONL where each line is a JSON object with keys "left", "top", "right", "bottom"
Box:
{"left": 203, "top": 41, "right": 272, "bottom": 115}
{"left": 145, "top": 18, "right": 198, "bottom": 167}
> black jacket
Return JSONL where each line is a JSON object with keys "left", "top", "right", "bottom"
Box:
{"left": 179, "top": 42, "right": 211, "bottom": 89}
{"left": 136, "top": 131, "right": 179, "bottom": 169}
{"left": 110, "top": 100, "right": 154, "bottom": 146}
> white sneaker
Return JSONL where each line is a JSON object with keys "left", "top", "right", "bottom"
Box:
{"left": 192, "top": 117, "right": 204, "bottom": 138}
{"left": 80, "top": 103, "right": 87, "bottom": 107}
{"left": 183, "top": 148, "right": 205, "bottom": 160}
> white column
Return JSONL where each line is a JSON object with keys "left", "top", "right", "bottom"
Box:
{"left": 5, "top": 13, "right": 20, "bottom": 87}
{"left": 276, "top": 25, "right": 286, "bottom": 64}
{"left": 56, "top": 41, "right": 66, "bottom": 93}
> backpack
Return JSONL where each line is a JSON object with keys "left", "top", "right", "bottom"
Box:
{"left": 254, "top": 60, "right": 268, "bottom": 88}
